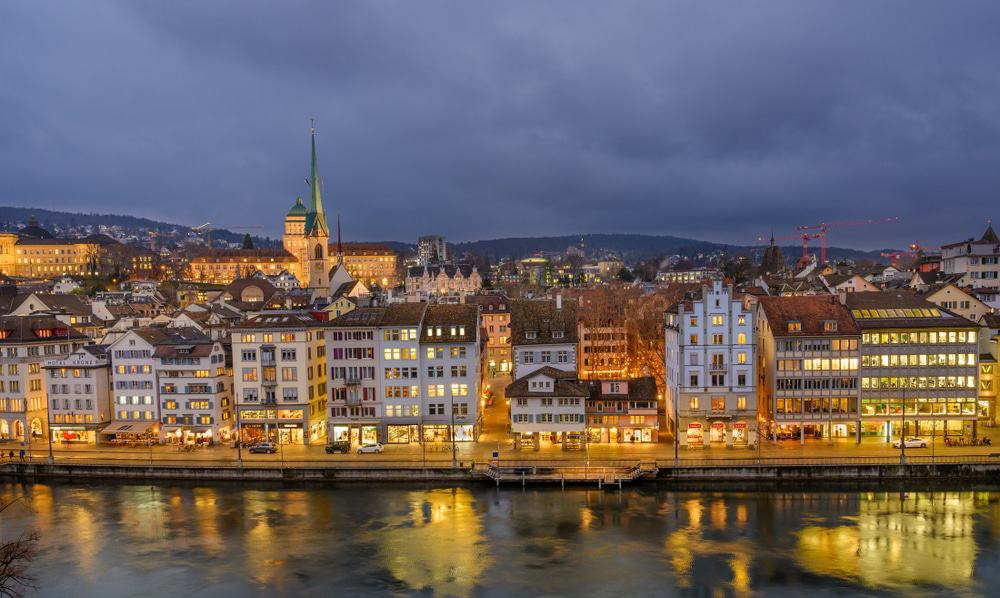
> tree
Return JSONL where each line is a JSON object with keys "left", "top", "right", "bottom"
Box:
{"left": 242, "top": 234, "right": 255, "bottom": 250}
{"left": 0, "top": 497, "right": 37, "bottom": 597}
{"left": 616, "top": 267, "right": 635, "bottom": 283}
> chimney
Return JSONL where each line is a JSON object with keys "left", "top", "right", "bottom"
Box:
{"left": 556, "top": 294, "right": 562, "bottom": 310}
{"left": 837, "top": 289, "right": 847, "bottom": 305}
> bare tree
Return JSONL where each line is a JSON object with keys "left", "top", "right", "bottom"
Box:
{"left": 0, "top": 498, "right": 36, "bottom": 598}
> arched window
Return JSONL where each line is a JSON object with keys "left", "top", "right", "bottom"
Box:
{"left": 314, "top": 244, "right": 323, "bottom": 259}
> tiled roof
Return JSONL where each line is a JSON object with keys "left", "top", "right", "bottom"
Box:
{"left": 759, "top": 295, "right": 860, "bottom": 337}
{"left": 510, "top": 298, "right": 578, "bottom": 345}
{"left": 421, "top": 304, "right": 478, "bottom": 342}
{"left": 0, "top": 315, "right": 87, "bottom": 344}
{"left": 584, "top": 376, "right": 658, "bottom": 402}
{"left": 233, "top": 312, "right": 326, "bottom": 330}
{"left": 382, "top": 303, "right": 428, "bottom": 326}
{"left": 505, "top": 367, "right": 589, "bottom": 398}
{"left": 463, "top": 294, "right": 510, "bottom": 312}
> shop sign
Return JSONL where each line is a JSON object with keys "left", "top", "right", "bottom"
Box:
{"left": 733, "top": 422, "right": 747, "bottom": 429}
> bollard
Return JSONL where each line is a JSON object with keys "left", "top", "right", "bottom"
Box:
{"left": 561, "top": 472, "right": 565, "bottom": 490}
{"left": 522, "top": 471, "right": 525, "bottom": 489}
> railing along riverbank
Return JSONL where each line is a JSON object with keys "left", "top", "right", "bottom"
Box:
{"left": 2, "top": 453, "right": 1000, "bottom": 485}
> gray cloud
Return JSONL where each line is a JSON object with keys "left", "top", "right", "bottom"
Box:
{"left": 1, "top": 1, "right": 999, "bottom": 248}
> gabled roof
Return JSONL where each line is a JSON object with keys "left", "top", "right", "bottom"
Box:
{"left": 505, "top": 367, "right": 589, "bottom": 398}
{"left": 234, "top": 311, "right": 326, "bottom": 330}
{"left": 421, "top": 304, "right": 478, "bottom": 342}
{"left": 0, "top": 315, "right": 87, "bottom": 344}
{"left": 759, "top": 295, "right": 860, "bottom": 337}
{"left": 510, "top": 298, "right": 578, "bottom": 345}
{"left": 584, "top": 376, "right": 658, "bottom": 402}
{"left": 12, "top": 292, "right": 92, "bottom": 316}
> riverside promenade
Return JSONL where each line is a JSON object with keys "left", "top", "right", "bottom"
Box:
{"left": 3, "top": 450, "right": 1000, "bottom": 486}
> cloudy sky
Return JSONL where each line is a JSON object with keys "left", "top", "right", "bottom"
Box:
{"left": 1, "top": 2, "right": 999, "bottom": 249}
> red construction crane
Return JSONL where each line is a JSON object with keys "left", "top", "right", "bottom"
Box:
{"left": 796, "top": 217, "right": 901, "bottom": 264}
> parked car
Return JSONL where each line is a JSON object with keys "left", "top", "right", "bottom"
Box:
{"left": 325, "top": 440, "right": 351, "bottom": 454}
{"left": 248, "top": 441, "right": 278, "bottom": 454}
{"left": 892, "top": 437, "right": 928, "bottom": 449}
{"left": 357, "top": 442, "right": 384, "bottom": 454}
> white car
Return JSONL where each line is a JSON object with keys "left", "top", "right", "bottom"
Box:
{"left": 892, "top": 437, "right": 928, "bottom": 449}
{"left": 357, "top": 442, "right": 384, "bottom": 454}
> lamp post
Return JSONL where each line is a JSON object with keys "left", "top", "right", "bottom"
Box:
{"left": 46, "top": 410, "right": 54, "bottom": 465}
{"left": 899, "top": 385, "right": 906, "bottom": 465}
{"left": 235, "top": 401, "right": 243, "bottom": 468}
{"left": 450, "top": 392, "right": 457, "bottom": 468}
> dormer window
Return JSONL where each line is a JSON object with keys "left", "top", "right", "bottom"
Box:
{"left": 823, "top": 320, "right": 838, "bottom": 332}
{"left": 525, "top": 330, "right": 538, "bottom": 340}
{"left": 788, "top": 321, "right": 802, "bottom": 333}
{"left": 552, "top": 330, "right": 564, "bottom": 339}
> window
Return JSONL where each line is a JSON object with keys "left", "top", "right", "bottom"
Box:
{"left": 241, "top": 368, "right": 257, "bottom": 382}
{"left": 712, "top": 334, "right": 723, "bottom": 345}
{"left": 738, "top": 315, "right": 746, "bottom": 326}
{"left": 689, "top": 374, "right": 698, "bottom": 387}
{"left": 711, "top": 397, "right": 725, "bottom": 412}
{"left": 737, "top": 352, "right": 747, "bottom": 365}
{"left": 737, "top": 333, "right": 747, "bottom": 345}
{"left": 737, "top": 396, "right": 746, "bottom": 410}
{"left": 689, "top": 335, "right": 699, "bottom": 345}
{"left": 281, "top": 367, "right": 297, "bottom": 381}
{"left": 689, "top": 397, "right": 699, "bottom": 410}
{"left": 711, "top": 315, "right": 724, "bottom": 326}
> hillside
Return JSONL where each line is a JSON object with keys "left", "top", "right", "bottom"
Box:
{"left": 0, "top": 206, "right": 892, "bottom": 263}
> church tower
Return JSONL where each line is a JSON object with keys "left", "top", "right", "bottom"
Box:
{"left": 303, "top": 125, "right": 331, "bottom": 292}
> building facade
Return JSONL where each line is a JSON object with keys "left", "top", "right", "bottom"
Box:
{"left": 506, "top": 367, "right": 586, "bottom": 450}
{"left": 584, "top": 377, "right": 659, "bottom": 444}
{"left": 845, "top": 292, "right": 981, "bottom": 440}
{"left": 232, "top": 312, "right": 329, "bottom": 445}
{"left": 941, "top": 224, "right": 1000, "bottom": 289}
{"left": 465, "top": 294, "right": 512, "bottom": 376}
{"left": 155, "top": 333, "right": 233, "bottom": 445}
{"left": 0, "top": 316, "right": 88, "bottom": 444}
{"left": 43, "top": 344, "right": 112, "bottom": 445}
{"left": 510, "top": 297, "right": 578, "bottom": 380}
{"left": 757, "top": 296, "right": 862, "bottom": 443}
{"left": 327, "top": 303, "right": 482, "bottom": 445}
{"left": 667, "top": 280, "right": 757, "bottom": 448}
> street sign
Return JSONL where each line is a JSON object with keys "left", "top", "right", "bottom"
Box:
{"left": 492, "top": 451, "right": 499, "bottom": 458}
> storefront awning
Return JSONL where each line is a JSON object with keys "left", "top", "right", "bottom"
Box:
{"left": 101, "top": 421, "right": 155, "bottom": 435}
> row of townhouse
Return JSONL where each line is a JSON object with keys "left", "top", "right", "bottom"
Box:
{"left": 665, "top": 280, "right": 984, "bottom": 449}
{"left": 0, "top": 315, "right": 89, "bottom": 443}
{"left": 326, "top": 302, "right": 482, "bottom": 446}
{"left": 505, "top": 367, "right": 658, "bottom": 450}
{"left": 98, "top": 326, "right": 233, "bottom": 445}
{"left": 231, "top": 312, "right": 329, "bottom": 445}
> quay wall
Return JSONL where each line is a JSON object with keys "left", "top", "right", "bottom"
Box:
{"left": 2, "top": 461, "right": 1000, "bottom": 485}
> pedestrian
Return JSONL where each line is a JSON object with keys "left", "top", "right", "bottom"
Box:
{"left": 19, "top": 447, "right": 25, "bottom": 461}
{"left": 6, "top": 450, "right": 12, "bottom": 462}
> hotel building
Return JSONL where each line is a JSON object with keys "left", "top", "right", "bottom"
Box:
{"left": 43, "top": 344, "right": 113, "bottom": 445}
{"left": 0, "top": 316, "right": 88, "bottom": 443}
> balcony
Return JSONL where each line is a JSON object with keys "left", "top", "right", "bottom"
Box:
{"left": 346, "top": 395, "right": 362, "bottom": 406}
{"left": 345, "top": 377, "right": 362, "bottom": 386}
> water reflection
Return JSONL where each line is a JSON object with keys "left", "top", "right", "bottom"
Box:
{"left": 796, "top": 492, "right": 979, "bottom": 591}
{"left": 373, "top": 488, "right": 490, "bottom": 595}
{"left": 1, "top": 481, "right": 999, "bottom": 597}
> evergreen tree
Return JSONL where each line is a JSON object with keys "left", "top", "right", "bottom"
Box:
{"left": 242, "top": 233, "right": 255, "bottom": 250}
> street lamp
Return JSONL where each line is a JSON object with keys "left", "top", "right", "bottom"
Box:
{"left": 450, "top": 392, "right": 457, "bottom": 468}
{"left": 46, "top": 410, "right": 54, "bottom": 465}
{"left": 235, "top": 401, "right": 243, "bottom": 468}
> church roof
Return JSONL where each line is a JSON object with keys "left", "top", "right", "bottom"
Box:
{"left": 304, "top": 130, "right": 330, "bottom": 237}
{"left": 18, "top": 216, "right": 54, "bottom": 240}
{"left": 286, "top": 197, "right": 307, "bottom": 218}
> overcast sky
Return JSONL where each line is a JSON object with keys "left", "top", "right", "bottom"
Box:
{"left": 2, "top": 2, "right": 999, "bottom": 249}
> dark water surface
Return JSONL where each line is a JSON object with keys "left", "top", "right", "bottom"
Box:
{"left": 2, "top": 479, "right": 1000, "bottom": 597}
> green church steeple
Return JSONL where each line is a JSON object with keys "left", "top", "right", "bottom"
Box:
{"left": 305, "top": 124, "right": 330, "bottom": 237}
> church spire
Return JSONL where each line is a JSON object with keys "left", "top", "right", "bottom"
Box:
{"left": 336, "top": 214, "right": 344, "bottom": 265}
{"left": 306, "top": 121, "right": 330, "bottom": 237}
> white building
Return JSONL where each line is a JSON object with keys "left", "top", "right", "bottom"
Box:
{"left": 941, "top": 224, "right": 1000, "bottom": 289}
{"left": 510, "top": 297, "right": 578, "bottom": 380}
{"left": 666, "top": 279, "right": 757, "bottom": 448}
{"left": 231, "top": 312, "right": 328, "bottom": 445}
{"left": 506, "top": 367, "right": 586, "bottom": 450}
{"left": 43, "top": 344, "right": 113, "bottom": 445}
{"left": 0, "top": 316, "right": 88, "bottom": 444}
{"left": 155, "top": 332, "right": 233, "bottom": 445}
{"left": 326, "top": 302, "right": 483, "bottom": 445}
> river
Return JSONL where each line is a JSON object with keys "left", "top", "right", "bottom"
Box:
{"left": 2, "top": 480, "right": 1000, "bottom": 596}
